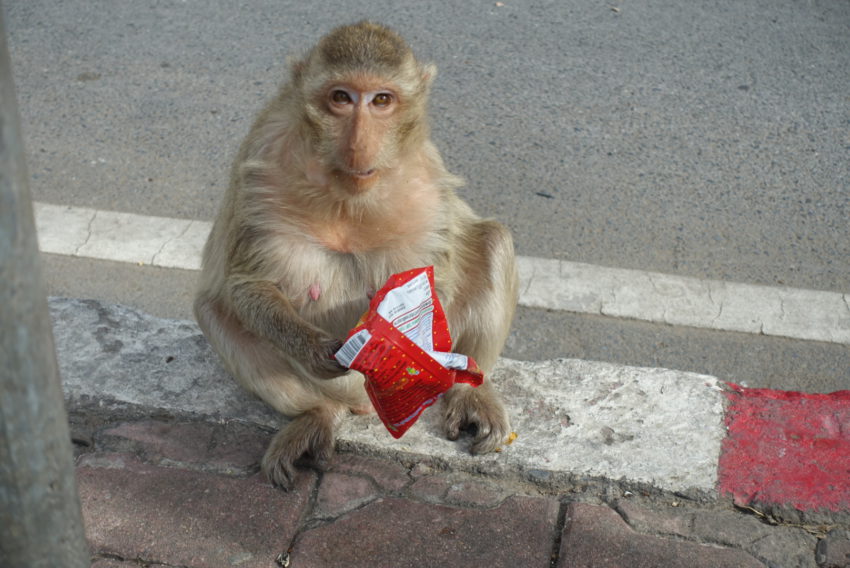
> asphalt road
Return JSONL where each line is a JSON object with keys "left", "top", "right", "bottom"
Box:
{"left": 5, "top": 0, "right": 849, "bottom": 391}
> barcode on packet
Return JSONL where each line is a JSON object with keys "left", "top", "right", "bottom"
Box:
{"left": 334, "top": 329, "right": 372, "bottom": 368}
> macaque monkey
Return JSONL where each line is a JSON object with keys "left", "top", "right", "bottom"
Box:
{"left": 194, "top": 21, "right": 518, "bottom": 489}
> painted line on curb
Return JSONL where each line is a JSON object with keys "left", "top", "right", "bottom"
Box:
{"left": 34, "top": 202, "right": 850, "bottom": 346}
{"left": 718, "top": 384, "right": 850, "bottom": 513}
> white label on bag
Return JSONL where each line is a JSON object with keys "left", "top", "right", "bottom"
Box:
{"left": 376, "top": 271, "right": 435, "bottom": 351}
{"left": 334, "top": 328, "right": 372, "bottom": 368}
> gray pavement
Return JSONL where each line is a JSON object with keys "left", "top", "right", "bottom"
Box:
{"left": 7, "top": 0, "right": 849, "bottom": 293}
{"left": 8, "top": 0, "right": 850, "bottom": 394}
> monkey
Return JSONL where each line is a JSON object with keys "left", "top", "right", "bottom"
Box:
{"left": 194, "top": 21, "right": 518, "bottom": 489}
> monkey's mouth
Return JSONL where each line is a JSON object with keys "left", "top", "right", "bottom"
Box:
{"left": 338, "top": 167, "right": 380, "bottom": 193}
{"left": 349, "top": 169, "right": 377, "bottom": 179}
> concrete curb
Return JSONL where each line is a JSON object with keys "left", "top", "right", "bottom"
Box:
{"left": 52, "top": 298, "right": 850, "bottom": 521}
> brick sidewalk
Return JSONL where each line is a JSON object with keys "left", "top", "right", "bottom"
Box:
{"left": 73, "top": 418, "right": 842, "bottom": 568}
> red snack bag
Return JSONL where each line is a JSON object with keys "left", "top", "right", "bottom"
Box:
{"left": 334, "top": 266, "right": 484, "bottom": 438}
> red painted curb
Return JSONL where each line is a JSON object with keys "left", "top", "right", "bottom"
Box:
{"left": 718, "top": 383, "right": 850, "bottom": 512}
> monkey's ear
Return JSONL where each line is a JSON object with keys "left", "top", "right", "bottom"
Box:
{"left": 421, "top": 63, "right": 437, "bottom": 88}
{"left": 288, "top": 57, "right": 306, "bottom": 83}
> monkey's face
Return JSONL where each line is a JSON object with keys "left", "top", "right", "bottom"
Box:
{"left": 311, "top": 76, "right": 409, "bottom": 195}
{"left": 294, "top": 28, "right": 436, "bottom": 197}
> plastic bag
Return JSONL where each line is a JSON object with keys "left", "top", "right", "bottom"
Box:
{"left": 334, "top": 266, "right": 483, "bottom": 438}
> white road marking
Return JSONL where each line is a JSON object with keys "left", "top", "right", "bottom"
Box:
{"left": 35, "top": 202, "right": 206, "bottom": 270}
{"left": 34, "top": 202, "right": 850, "bottom": 345}
{"left": 518, "top": 257, "right": 850, "bottom": 345}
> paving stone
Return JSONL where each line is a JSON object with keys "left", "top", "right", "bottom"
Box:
{"left": 409, "top": 474, "right": 453, "bottom": 503}
{"left": 557, "top": 503, "right": 764, "bottom": 568}
{"left": 290, "top": 496, "right": 559, "bottom": 568}
{"left": 91, "top": 559, "right": 137, "bottom": 568}
{"left": 616, "top": 498, "right": 818, "bottom": 567}
{"left": 748, "top": 530, "right": 818, "bottom": 568}
{"left": 690, "top": 508, "right": 773, "bottom": 547}
{"left": 327, "top": 453, "right": 411, "bottom": 492}
{"left": 99, "top": 420, "right": 269, "bottom": 475}
{"left": 314, "top": 472, "right": 379, "bottom": 519}
{"left": 77, "top": 453, "right": 315, "bottom": 568}
{"left": 409, "top": 472, "right": 509, "bottom": 507}
{"left": 205, "top": 422, "right": 271, "bottom": 474}
{"left": 694, "top": 511, "right": 817, "bottom": 568}
{"left": 77, "top": 452, "right": 137, "bottom": 470}
{"left": 443, "top": 477, "right": 509, "bottom": 507}
{"left": 816, "top": 528, "right": 850, "bottom": 568}
{"left": 49, "top": 297, "right": 849, "bottom": 567}
{"left": 614, "top": 499, "right": 697, "bottom": 536}
{"left": 99, "top": 420, "right": 213, "bottom": 461}
{"left": 409, "top": 462, "right": 436, "bottom": 478}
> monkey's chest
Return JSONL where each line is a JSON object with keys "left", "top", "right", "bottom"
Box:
{"left": 289, "top": 246, "right": 437, "bottom": 338}
{"left": 316, "top": 224, "right": 375, "bottom": 254}
{"left": 309, "top": 209, "right": 436, "bottom": 255}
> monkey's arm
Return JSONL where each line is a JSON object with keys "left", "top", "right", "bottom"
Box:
{"left": 228, "top": 278, "right": 348, "bottom": 379}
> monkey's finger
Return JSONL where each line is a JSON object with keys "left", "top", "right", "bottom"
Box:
{"left": 443, "top": 407, "right": 465, "bottom": 441}
{"left": 312, "top": 357, "right": 349, "bottom": 380}
{"left": 310, "top": 337, "right": 349, "bottom": 379}
{"left": 310, "top": 337, "right": 348, "bottom": 377}
{"left": 323, "top": 337, "right": 345, "bottom": 354}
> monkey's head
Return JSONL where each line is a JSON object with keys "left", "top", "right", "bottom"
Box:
{"left": 292, "top": 21, "right": 436, "bottom": 195}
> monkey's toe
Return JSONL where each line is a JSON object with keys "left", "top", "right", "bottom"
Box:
{"left": 261, "top": 451, "right": 298, "bottom": 491}
{"left": 470, "top": 422, "right": 509, "bottom": 455}
{"left": 261, "top": 407, "right": 339, "bottom": 490}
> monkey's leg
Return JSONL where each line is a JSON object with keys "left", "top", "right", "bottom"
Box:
{"left": 248, "top": 370, "right": 361, "bottom": 489}
{"left": 443, "top": 219, "right": 518, "bottom": 454}
{"left": 195, "top": 295, "right": 363, "bottom": 489}
{"left": 224, "top": 352, "right": 353, "bottom": 490}
{"left": 262, "top": 403, "right": 347, "bottom": 489}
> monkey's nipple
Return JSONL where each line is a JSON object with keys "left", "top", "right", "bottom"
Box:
{"left": 308, "top": 283, "right": 321, "bottom": 301}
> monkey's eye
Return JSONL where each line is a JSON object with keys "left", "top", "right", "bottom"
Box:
{"left": 372, "top": 93, "right": 393, "bottom": 107}
{"left": 331, "top": 90, "right": 352, "bottom": 104}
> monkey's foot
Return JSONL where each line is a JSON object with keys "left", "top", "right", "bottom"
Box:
{"left": 261, "top": 408, "right": 336, "bottom": 490}
{"left": 443, "top": 383, "right": 511, "bottom": 455}
{"left": 350, "top": 401, "right": 375, "bottom": 415}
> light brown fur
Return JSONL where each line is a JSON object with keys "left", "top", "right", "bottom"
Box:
{"left": 194, "top": 21, "right": 518, "bottom": 489}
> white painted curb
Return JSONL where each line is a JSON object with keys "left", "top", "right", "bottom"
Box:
{"left": 36, "top": 202, "right": 850, "bottom": 345}
{"left": 52, "top": 298, "right": 727, "bottom": 495}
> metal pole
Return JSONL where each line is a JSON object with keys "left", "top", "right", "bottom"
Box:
{"left": 0, "top": 6, "right": 90, "bottom": 567}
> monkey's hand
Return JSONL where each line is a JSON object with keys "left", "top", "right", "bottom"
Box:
{"left": 226, "top": 279, "right": 348, "bottom": 379}
{"left": 307, "top": 333, "right": 349, "bottom": 379}
{"left": 443, "top": 382, "right": 511, "bottom": 455}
